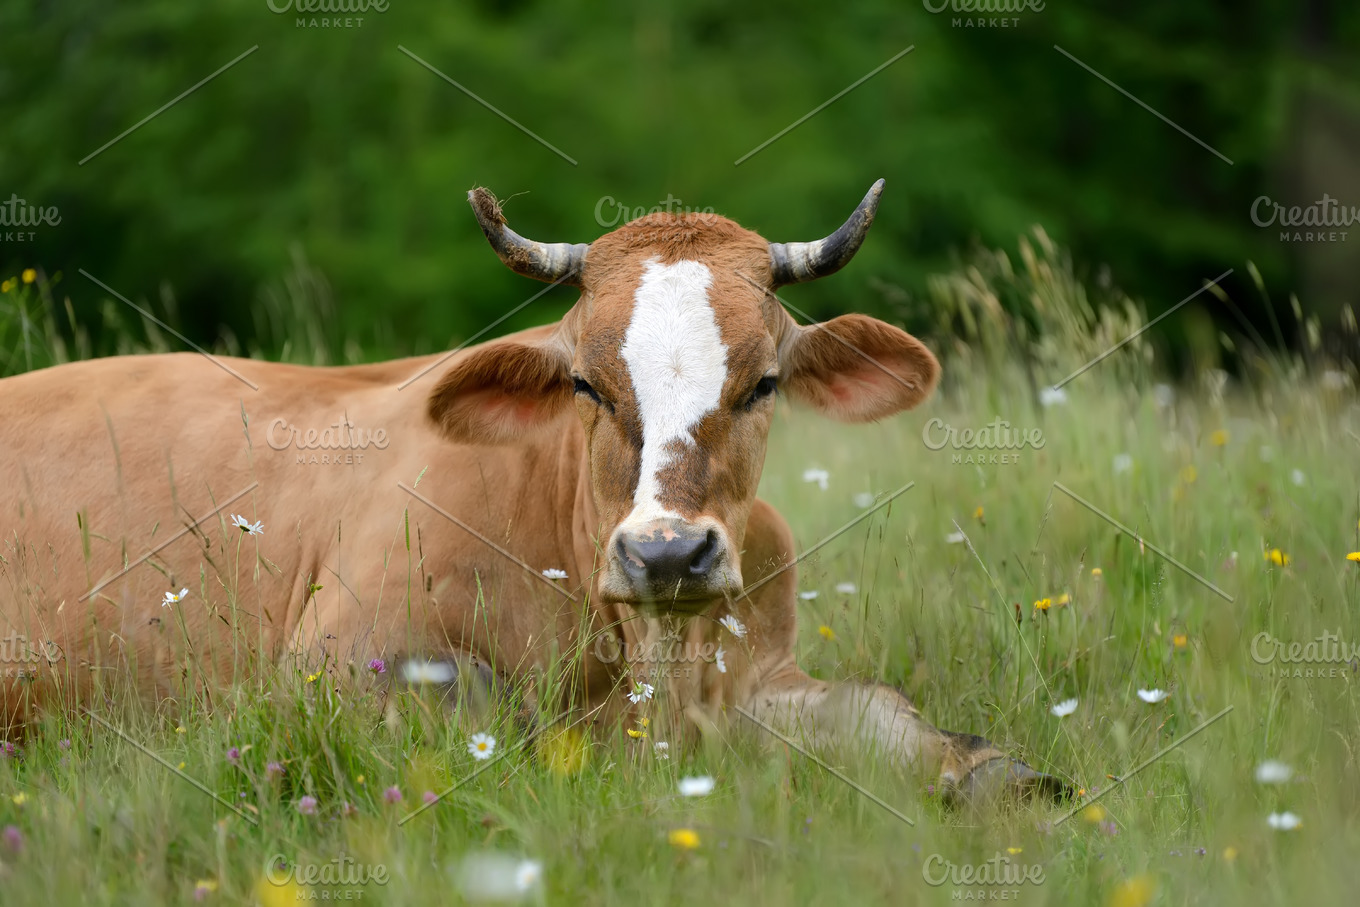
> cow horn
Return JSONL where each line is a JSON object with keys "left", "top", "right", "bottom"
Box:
{"left": 768, "top": 179, "right": 885, "bottom": 286}
{"left": 468, "top": 187, "right": 589, "bottom": 286}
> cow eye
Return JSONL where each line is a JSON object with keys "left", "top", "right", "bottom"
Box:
{"left": 573, "top": 377, "right": 600, "bottom": 402}
{"left": 743, "top": 376, "right": 778, "bottom": 409}
{"left": 573, "top": 377, "right": 613, "bottom": 413}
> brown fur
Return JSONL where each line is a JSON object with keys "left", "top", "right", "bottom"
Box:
{"left": 0, "top": 202, "right": 1061, "bottom": 802}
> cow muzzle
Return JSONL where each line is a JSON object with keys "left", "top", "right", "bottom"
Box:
{"left": 602, "top": 517, "right": 740, "bottom": 611}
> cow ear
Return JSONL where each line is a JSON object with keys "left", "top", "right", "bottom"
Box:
{"left": 427, "top": 338, "right": 573, "bottom": 444}
{"left": 780, "top": 314, "right": 939, "bottom": 422}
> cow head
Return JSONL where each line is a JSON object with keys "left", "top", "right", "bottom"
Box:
{"left": 429, "top": 181, "right": 939, "bottom": 614}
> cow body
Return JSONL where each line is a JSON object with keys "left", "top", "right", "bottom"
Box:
{"left": 0, "top": 183, "right": 1065, "bottom": 801}
{"left": 0, "top": 341, "right": 612, "bottom": 712}
{"left": 0, "top": 343, "right": 826, "bottom": 744}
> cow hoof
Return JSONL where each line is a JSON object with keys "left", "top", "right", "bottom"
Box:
{"left": 951, "top": 757, "right": 1073, "bottom": 808}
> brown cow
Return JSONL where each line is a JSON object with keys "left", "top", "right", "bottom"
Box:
{"left": 0, "top": 181, "right": 1063, "bottom": 802}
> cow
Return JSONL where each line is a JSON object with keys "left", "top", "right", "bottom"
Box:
{"left": 0, "top": 181, "right": 1065, "bottom": 803}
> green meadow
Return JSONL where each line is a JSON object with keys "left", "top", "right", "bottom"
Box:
{"left": 1, "top": 231, "right": 1358, "bottom": 906}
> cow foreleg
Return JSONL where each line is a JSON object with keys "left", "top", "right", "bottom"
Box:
{"left": 732, "top": 498, "right": 1067, "bottom": 805}
{"left": 744, "top": 668, "right": 1067, "bottom": 805}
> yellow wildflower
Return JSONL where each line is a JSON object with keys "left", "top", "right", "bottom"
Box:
{"left": 818, "top": 625, "right": 835, "bottom": 641}
{"left": 176, "top": 725, "right": 187, "bottom": 734}
{"left": 1033, "top": 597, "right": 1052, "bottom": 612}
{"left": 256, "top": 876, "right": 308, "bottom": 907}
{"left": 1091, "top": 567, "right": 1102, "bottom": 577}
{"left": 1055, "top": 593, "right": 1070, "bottom": 606}
{"left": 1210, "top": 429, "right": 1229, "bottom": 446}
{"left": 305, "top": 671, "right": 321, "bottom": 684}
{"left": 356, "top": 774, "right": 365, "bottom": 786}
{"left": 21, "top": 268, "right": 35, "bottom": 284}
{"left": 540, "top": 726, "right": 589, "bottom": 777}
{"left": 626, "top": 728, "right": 646, "bottom": 739}
{"left": 1006, "top": 846, "right": 1022, "bottom": 855}
{"left": 973, "top": 506, "right": 984, "bottom": 521}
{"left": 1107, "top": 874, "right": 1156, "bottom": 907}
{"left": 668, "top": 828, "right": 700, "bottom": 850}
{"left": 1222, "top": 846, "right": 1237, "bottom": 862}
{"left": 177, "top": 761, "right": 187, "bottom": 771}
{"left": 1181, "top": 465, "right": 1198, "bottom": 484}
{"left": 1265, "top": 549, "right": 1289, "bottom": 567}
{"left": 1172, "top": 634, "right": 1187, "bottom": 649}
{"left": 1081, "top": 803, "right": 1107, "bottom": 823}
{"left": 1347, "top": 552, "right": 1360, "bottom": 563}
{"left": 11, "top": 792, "right": 27, "bottom": 806}
{"left": 1, "top": 278, "right": 13, "bottom": 293}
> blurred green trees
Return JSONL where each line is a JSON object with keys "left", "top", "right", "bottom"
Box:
{"left": 1, "top": 0, "right": 1358, "bottom": 363}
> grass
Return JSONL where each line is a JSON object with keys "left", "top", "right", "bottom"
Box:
{"left": 1, "top": 236, "right": 1358, "bottom": 906}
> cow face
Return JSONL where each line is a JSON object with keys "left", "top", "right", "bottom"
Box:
{"left": 429, "top": 182, "right": 939, "bottom": 615}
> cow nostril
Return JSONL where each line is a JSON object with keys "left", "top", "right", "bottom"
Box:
{"left": 618, "top": 536, "right": 647, "bottom": 576}
{"left": 688, "top": 530, "right": 719, "bottom": 575}
{"left": 616, "top": 527, "right": 722, "bottom": 586}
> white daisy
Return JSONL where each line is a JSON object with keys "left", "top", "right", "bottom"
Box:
{"left": 1320, "top": 370, "right": 1350, "bottom": 391}
{"left": 628, "top": 681, "right": 654, "bottom": 704}
{"left": 162, "top": 587, "right": 189, "bottom": 607}
{"left": 1254, "top": 760, "right": 1292, "bottom": 784}
{"left": 945, "top": 531, "right": 966, "bottom": 544}
{"left": 468, "top": 733, "right": 496, "bottom": 760}
{"left": 853, "top": 492, "right": 875, "bottom": 509}
{"left": 801, "top": 468, "right": 830, "bottom": 491}
{"left": 835, "top": 582, "right": 857, "bottom": 595}
{"left": 1051, "top": 698, "right": 1078, "bottom": 718}
{"left": 798, "top": 590, "right": 819, "bottom": 601}
{"left": 653, "top": 741, "right": 670, "bottom": 760}
{"left": 1112, "top": 453, "right": 1133, "bottom": 475}
{"left": 229, "top": 514, "right": 264, "bottom": 536}
{"left": 678, "top": 775, "right": 715, "bottom": 797}
{"left": 1136, "top": 688, "right": 1169, "bottom": 703}
{"left": 1290, "top": 469, "right": 1305, "bottom": 487}
{"left": 719, "top": 615, "right": 746, "bottom": 638}
{"left": 541, "top": 568, "right": 568, "bottom": 580}
{"left": 402, "top": 659, "right": 457, "bottom": 685}
{"left": 714, "top": 646, "right": 727, "bottom": 674}
{"left": 514, "top": 859, "right": 543, "bottom": 892}
{"left": 1039, "top": 386, "right": 1068, "bottom": 407}
{"left": 455, "top": 853, "right": 542, "bottom": 901}
{"left": 1266, "top": 812, "right": 1301, "bottom": 831}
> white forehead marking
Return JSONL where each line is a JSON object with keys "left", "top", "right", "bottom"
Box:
{"left": 619, "top": 258, "right": 727, "bottom": 521}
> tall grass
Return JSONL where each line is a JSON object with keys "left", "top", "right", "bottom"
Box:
{"left": 0, "top": 237, "right": 1357, "bottom": 905}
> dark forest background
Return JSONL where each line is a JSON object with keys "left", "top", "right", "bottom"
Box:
{"left": 2, "top": 1, "right": 1359, "bottom": 368}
